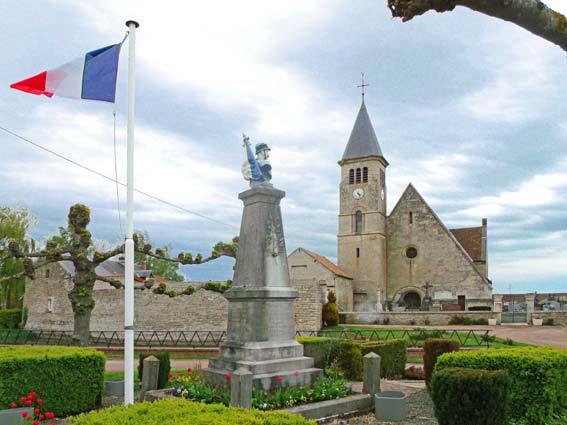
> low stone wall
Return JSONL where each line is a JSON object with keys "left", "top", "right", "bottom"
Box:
{"left": 341, "top": 311, "right": 500, "bottom": 326}
{"left": 531, "top": 311, "right": 567, "bottom": 326}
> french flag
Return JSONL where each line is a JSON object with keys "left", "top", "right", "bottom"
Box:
{"left": 10, "top": 43, "right": 122, "bottom": 103}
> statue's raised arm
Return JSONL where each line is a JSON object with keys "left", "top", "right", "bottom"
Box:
{"left": 241, "top": 133, "right": 272, "bottom": 187}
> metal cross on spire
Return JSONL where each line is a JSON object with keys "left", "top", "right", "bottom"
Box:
{"left": 357, "top": 72, "right": 369, "bottom": 102}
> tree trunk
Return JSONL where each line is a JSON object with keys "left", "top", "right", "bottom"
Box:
{"left": 73, "top": 309, "right": 92, "bottom": 346}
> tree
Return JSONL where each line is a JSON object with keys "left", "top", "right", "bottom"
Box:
{"left": 134, "top": 232, "right": 184, "bottom": 282}
{"left": 0, "top": 206, "right": 36, "bottom": 309}
{"left": 0, "top": 204, "right": 237, "bottom": 345}
{"left": 387, "top": 0, "right": 567, "bottom": 52}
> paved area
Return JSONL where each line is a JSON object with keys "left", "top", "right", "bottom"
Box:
{"left": 348, "top": 324, "right": 567, "bottom": 349}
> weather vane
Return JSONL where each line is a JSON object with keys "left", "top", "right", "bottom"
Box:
{"left": 357, "top": 72, "right": 369, "bottom": 101}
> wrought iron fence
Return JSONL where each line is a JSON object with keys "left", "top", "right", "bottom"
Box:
{"left": 0, "top": 328, "right": 492, "bottom": 348}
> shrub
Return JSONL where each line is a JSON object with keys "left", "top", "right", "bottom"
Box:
{"left": 472, "top": 318, "right": 488, "bottom": 325}
{"left": 335, "top": 341, "right": 362, "bottom": 380}
{"left": 69, "top": 399, "right": 316, "bottom": 425}
{"left": 182, "top": 285, "right": 196, "bottom": 296}
{"left": 322, "top": 291, "right": 339, "bottom": 326}
{"left": 296, "top": 336, "right": 339, "bottom": 369}
{"left": 152, "top": 282, "right": 167, "bottom": 294}
{"left": 0, "top": 308, "right": 22, "bottom": 329}
{"left": 430, "top": 367, "right": 510, "bottom": 425}
{"left": 504, "top": 337, "right": 514, "bottom": 345}
{"left": 448, "top": 315, "right": 472, "bottom": 325}
{"left": 167, "top": 290, "right": 178, "bottom": 298}
{"left": 138, "top": 352, "right": 171, "bottom": 389}
{"left": 436, "top": 347, "right": 567, "bottom": 424}
{"left": 360, "top": 339, "right": 407, "bottom": 379}
{"left": 382, "top": 317, "right": 390, "bottom": 325}
{"left": 543, "top": 318, "right": 555, "bottom": 326}
{"left": 423, "top": 338, "right": 460, "bottom": 387}
{"left": 203, "top": 281, "right": 232, "bottom": 293}
{"left": 0, "top": 346, "right": 105, "bottom": 416}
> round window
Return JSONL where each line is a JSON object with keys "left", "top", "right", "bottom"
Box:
{"left": 406, "top": 247, "right": 418, "bottom": 259}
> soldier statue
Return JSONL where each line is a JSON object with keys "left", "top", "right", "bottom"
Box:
{"left": 241, "top": 133, "right": 272, "bottom": 187}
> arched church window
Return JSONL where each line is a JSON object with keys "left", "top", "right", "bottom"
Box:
{"left": 362, "top": 167, "right": 368, "bottom": 183}
{"left": 355, "top": 210, "right": 363, "bottom": 234}
{"left": 356, "top": 168, "right": 361, "bottom": 184}
{"left": 380, "top": 169, "right": 385, "bottom": 187}
{"left": 409, "top": 211, "right": 413, "bottom": 225}
{"left": 349, "top": 169, "right": 354, "bottom": 184}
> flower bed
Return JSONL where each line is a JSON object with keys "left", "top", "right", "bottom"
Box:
{"left": 169, "top": 368, "right": 353, "bottom": 410}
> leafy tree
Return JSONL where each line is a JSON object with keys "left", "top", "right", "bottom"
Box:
{"left": 134, "top": 232, "right": 184, "bottom": 282}
{"left": 0, "top": 204, "right": 237, "bottom": 345}
{"left": 0, "top": 206, "right": 36, "bottom": 309}
{"left": 387, "top": 0, "right": 567, "bottom": 52}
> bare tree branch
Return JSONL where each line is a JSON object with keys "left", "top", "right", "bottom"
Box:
{"left": 93, "top": 245, "right": 124, "bottom": 265}
{"left": 95, "top": 275, "right": 124, "bottom": 289}
{"left": 387, "top": 0, "right": 567, "bottom": 52}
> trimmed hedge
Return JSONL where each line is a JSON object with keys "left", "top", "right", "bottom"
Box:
{"left": 423, "top": 338, "right": 460, "bottom": 387}
{"left": 436, "top": 347, "right": 567, "bottom": 424}
{"left": 70, "top": 399, "right": 316, "bottom": 425}
{"left": 335, "top": 341, "right": 362, "bottom": 380}
{"left": 297, "top": 336, "right": 339, "bottom": 369}
{"left": 0, "top": 346, "right": 105, "bottom": 416}
{"left": 138, "top": 352, "right": 171, "bottom": 389}
{"left": 0, "top": 308, "right": 22, "bottom": 329}
{"left": 430, "top": 367, "right": 510, "bottom": 425}
{"left": 360, "top": 339, "right": 407, "bottom": 379}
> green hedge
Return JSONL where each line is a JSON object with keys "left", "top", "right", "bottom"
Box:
{"left": 360, "top": 339, "right": 407, "bottom": 379}
{"left": 0, "top": 308, "right": 22, "bottom": 329}
{"left": 0, "top": 346, "right": 105, "bottom": 416}
{"left": 430, "top": 367, "right": 510, "bottom": 425}
{"left": 70, "top": 399, "right": 316, "bottom": 425}
{"left": 335, "top": 341, "right": 362, "bottom": 380}
{"left": 423, "top": 338, "right": 460, "bottom": 387}
{"left": 436, "top": 347, "right": 567, "bottom": 424}
{"left": 297, "top": 336, "right": 339, "bottom": 369}
{"left": 138, "top": 352, "right": 171, "bottom": 389}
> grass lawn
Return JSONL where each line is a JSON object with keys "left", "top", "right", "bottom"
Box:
{"left": 319, "top": 325, "right": 533, "bottom": 349}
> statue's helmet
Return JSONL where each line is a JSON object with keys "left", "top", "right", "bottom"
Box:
{"left": 255, "top": 143, "right": 271, "bottom": 155}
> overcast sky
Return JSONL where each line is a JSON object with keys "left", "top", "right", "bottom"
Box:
{"left": 0, "top": 1, "right": 565, "bottom": 294}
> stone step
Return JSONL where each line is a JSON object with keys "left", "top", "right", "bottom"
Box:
{"left": 253, "top": 368, "right": 323, "bottom": 391}
{"left": 238, "top": 356, "right": 314, "bottom": 375}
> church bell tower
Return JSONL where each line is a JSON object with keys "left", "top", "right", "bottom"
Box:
{"left": 337, "top": 93, "right": 388, "bottom": 312}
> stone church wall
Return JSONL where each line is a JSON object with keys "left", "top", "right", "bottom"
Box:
{"left": 341, "top": 311, "right": 500, "bottom": 326}
{"left": 290, "top": 279, "right": 325, "bottom": 332}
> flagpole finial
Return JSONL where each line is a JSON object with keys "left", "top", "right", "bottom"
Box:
{"left": 125, "top": 20, "right": 139, "bottom": 28}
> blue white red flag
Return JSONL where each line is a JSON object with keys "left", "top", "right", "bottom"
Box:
{"left": 10, "top": 43, "right": 122, "bottom": 103}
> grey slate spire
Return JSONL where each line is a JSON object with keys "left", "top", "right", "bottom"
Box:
{"left": 341, "top": 101, "right": 387, "bottom": 163}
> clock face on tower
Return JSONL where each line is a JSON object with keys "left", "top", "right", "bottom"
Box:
{"left": 352, "top": 188, "right": 365, "bottom": 200}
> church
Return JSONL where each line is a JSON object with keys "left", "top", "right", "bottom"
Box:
{"left": 288, "top": 98, "right": 493, "bottom": 313}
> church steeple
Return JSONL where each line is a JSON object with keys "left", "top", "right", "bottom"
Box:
{"left": 341, "top": 101, "right": 388, "bottom": 164}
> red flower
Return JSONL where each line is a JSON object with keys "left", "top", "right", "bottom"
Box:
{"left": 25, "top": 400, "right": 32, "bottom": 406}
{"left": 26, "top": 417, "right": 31, "bottom": 422}
{"left": 22, "top": 411, "right": 28, "bottom": 417}
{"left": 10, "top": 403, "right": 17, "bottom": 408}
{"left": 276, "top": 375, "right": 283, "bottom": 382}
{"left": 293, "top": 371, "right": 299, "bottom": 377}
{"left": 225, "top": 373, "right": 231, "bottom": 381}
{"left": 45, "top": 412, "right": 55, "bottom": 419}
{"left": 187, "top": 368, "right": 192, "bottom": 373}
{"left": 167, "top": 373, "right": 173, "bottom": 380}
{"left": 20, "top": 397, "right": 26, "bottom": 403}
{"left": 36, "top": 399, "right": 43, "bottom": 405}
{"left": 34, "top": 408, "right": 40, "bottom": 415}
{"left": 39, "top": 414, "right": 44, "bottom": 420}
{"left": 33, "top": 420, "right": 39, "bottom": 425}
{"left": 28, "top": 392, "right": 36, "bottom": 400}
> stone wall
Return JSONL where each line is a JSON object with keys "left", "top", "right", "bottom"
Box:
{"left": 531, "top": 311, "right": 567, "bottom": 326}
{"left": 341, "top": 311, "right": 501, "bottom": 326}
{"left": 290, "top": 279, "right": 324, "bottom": 332}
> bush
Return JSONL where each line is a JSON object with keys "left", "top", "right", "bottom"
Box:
{"left": 296, "top": 336, "right": 339, "bottom": 369}
{"left": 138, "top": 352, "right": 171, "bottom": 389}
{"left": 472, "top": 318, "right": 489, "bottom": 325}
{"left": 423, "top": 338, "right": 460, "bottom": 387}
{"left": 543, "top": 318, "right": 555, "bottom": 326}
{"left": 152, "top": 282, "right": 167, "bottom": 294}
{"left": 0, "top": 308, "right": 22, "bottom": 329}
{"left": 436, "top": 347, "right": 567, "bottom": 424}
{"left": 0, "top": 346, "right": 105, "bottom": 416}
{"left": 448, "top": 315, "right": 489, "bottom": 326}
{"left": 335, "top": 341, "right": 362, "bottom": 380}
{"left": 70, "top": 399, "right": 315, "bottom": 425}
{"left": 360, "top": 339, "right": 407, "bottom": 379}
{"left": 203, "top": 281, "right": 232, "bottom": 293}
{"left": 182, "top": 285, "right": 196, "bottom": 296}
{"left": 430, "top": 367, "right": 510, "bottom": 425}
{"left": 322, "top": 291, "right": 339, "bottom": 326}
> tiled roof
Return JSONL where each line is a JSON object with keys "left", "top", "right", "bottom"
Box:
{"left": 450, "top": 226, "right": 483, "bottom": 262}
{"left": 302, "top": 249, "right": 353, "bottom": 280}
{"left": 341, "top": 102, "right": 386, "bottom": 163}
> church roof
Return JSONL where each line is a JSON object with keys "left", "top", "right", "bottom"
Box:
{"left": 450, "top": 227, "right": 483, "bottom": 262}
{"left": 301, "top": 248, "right": 353, "bottom": 280}
{"left": 341, "top": 101, "right": 387, "bottom": 163}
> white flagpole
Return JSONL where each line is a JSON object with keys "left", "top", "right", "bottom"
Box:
{"left": 124, "top": 19, "right": 139, "bottom": 406}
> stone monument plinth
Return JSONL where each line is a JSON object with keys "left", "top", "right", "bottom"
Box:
{"left": 205, "top": 185, "right": 322, "bottom": 391}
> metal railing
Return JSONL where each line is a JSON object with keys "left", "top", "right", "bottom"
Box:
{"left": 0, "top": 328, "right": 492, "bottom": 348}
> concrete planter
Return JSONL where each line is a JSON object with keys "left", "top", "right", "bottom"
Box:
{"left": 532, "top": 318, "right": 543, "bottom": 326}
{"left": 375, "top": 391, "right": 407, "bottom": 422}
{"left": 105, "top": 380, "right": 125, "bottom": 397}
{"left": 0, "top": 407, "right": 33, "bottom": 425}
{"left": 487, "top": 318, "right": 497, "bottom": 326}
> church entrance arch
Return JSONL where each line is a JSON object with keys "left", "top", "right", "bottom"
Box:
{"left": 403, "top": 291, "right": 422, "bottom": 310}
